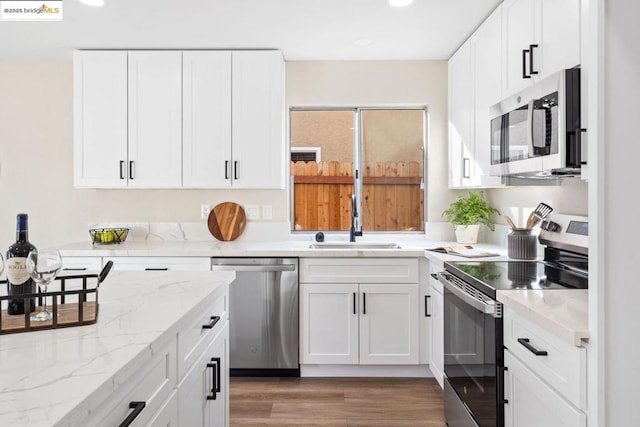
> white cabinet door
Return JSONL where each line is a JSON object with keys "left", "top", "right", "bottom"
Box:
{"left": 538, "top": 0, "right": 580, "bottom": 78}
{"left": 73, "top": 51, "right": 128, "bottom": 188}
{"left": 128, "top": 51, "right": 183, "bottom": 188}
{"left": 105, "top": 257, "right": 212, "bottom": 271}
{"left": 178, "top": 321, "right": 229, "bottom": 427}
{"left": 147, "top": 391, "right": 178, "bottom": 427}
{"left": 359, "top": 283, "right": 419, "bottom": 365}
{"left": 231, "top": 51, "right": 284, "bottom": 189}
{"left": 504, "top": 350, "right": 586, "bottom": 427}
{"left": 418, "top": 282, "right": 431, "bottom": 365}
{"left": 448, "top": 41, "right": 474, "bottom": 188}
{"left": 182, "top": 51, "right": 233, "bottom": 188}
{"left": 300, "top": 283, "right": 359, "bottom": 365}
{"left": 502, "top": 0, "right": 536, "bottom": 96}
{"left": 503, "top": 0, "right": 581, "bottom": 97}
{"left": 472, "top": 5, "right": 505, "bottom": 187}
{"left": 61, "top": 256, "right": 102, "bottom": 272}
{"left": 429, "top": 270, "right": 444, "bottom": 388}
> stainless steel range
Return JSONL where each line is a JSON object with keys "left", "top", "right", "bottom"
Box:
{"left": 437, "top": 214, "right": 588, "bottom": 427}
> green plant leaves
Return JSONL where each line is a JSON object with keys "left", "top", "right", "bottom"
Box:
{"left": 442, "top": 191, "right": 500, "bottom": 231}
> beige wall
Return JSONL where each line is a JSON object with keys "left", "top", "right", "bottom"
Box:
{"left": 287, "top": 60, "right": 451, "bottom": 222}
{"left": 0, "top": 60, "right": 449, "bottom": 248}
{"left": 0, "top": 61, "right": 285, "bottom": 248}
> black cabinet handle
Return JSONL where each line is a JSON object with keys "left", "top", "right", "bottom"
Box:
{"left": 119, "top": 401, "right": 146, "bottom": 427}
{"left": 363, "top": 292, "right": 366, "bottom": 315}
{"left": 529, "top": 44, "right": 539, "bottom": 75}
{"left": 234, "top": 161, "right": 239, "bottom": 180}
{"left": 129, "top": 161, "right": 135, "bottom": 180}
{"left": 120, "top": 160, "right": 126, "bottom": 179}
{"left": 430, "top": 273, "right": 439, "bottom": 280}
{"left": 206, "top": 357, "right": 221, "bottom": 400}
{"left": 463, "top": 158, "right": 470, "bottom": 179}
{"left": 202, "top": 316, "right": 221, "bottom": 329}
{"left": 144, "top": 267, "right": 168, "bottom": 271}
{"left": 353, "top": 292, "right": 356, "bottom": 315}
{"left": 63, "top": 267, "right": 87, "bottom": 271}
{"left": 225, "top": 160, "right": 230, "bottom": 180}
{"left": 522, "top": 49, "right": 530, "bottom": 79}
{"left": 425, "top": 295, "right": 431, "bottom": 317}
{"left": 517, "top": 338, "right": 548, "bottom": 356}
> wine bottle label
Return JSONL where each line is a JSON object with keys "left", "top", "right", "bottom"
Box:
{"left": 6, "top": 257, "right": 29, "bottom": 285}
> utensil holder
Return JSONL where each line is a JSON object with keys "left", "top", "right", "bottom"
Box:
{"left": 508, "top": 229, "right": 537, "bottom": 260}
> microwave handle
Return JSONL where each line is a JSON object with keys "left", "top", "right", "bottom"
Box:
{"left": 526, "top": 100, "right": 535, "bottom": 157}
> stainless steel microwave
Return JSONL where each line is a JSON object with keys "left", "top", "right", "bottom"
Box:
{"left": 489, "top": 68, "right": 582, "bottom": 178}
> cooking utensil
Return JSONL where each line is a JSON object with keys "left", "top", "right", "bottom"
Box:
{"left": 528, "top": 202, "right": 554, "bottom": 229}
{"left": 207, "top": 202, "right": 247, "bottom": 241}
{"left": 504, "top": 215, "right": 518, "bottom": 230}
{"left": 525, "top": 211, "right": 536, "bottom": 229}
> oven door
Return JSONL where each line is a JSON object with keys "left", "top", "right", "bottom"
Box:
{"left": 438, "top": 272, "right": 504, "bottom": 427}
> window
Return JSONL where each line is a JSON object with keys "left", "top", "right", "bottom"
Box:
{"left": 290, "top": 107, "right": 425, "bottom": 232}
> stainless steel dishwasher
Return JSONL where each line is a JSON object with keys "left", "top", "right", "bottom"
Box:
{"left": 211, "top": 258, "right": 299, "bottom": 377}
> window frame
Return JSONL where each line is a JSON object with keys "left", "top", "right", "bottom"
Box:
{"left": 289, "top": 106, "right": 428, "bottom": 234}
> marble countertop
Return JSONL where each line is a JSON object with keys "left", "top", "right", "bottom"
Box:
{"left": 0, "top": 270, "right": 235, "bottom": 427}
{"left": 497, "top": 289, "right": 589, "bottom": 346}
{"left": 57, "top": 239, "right": 508, "bottom": 260}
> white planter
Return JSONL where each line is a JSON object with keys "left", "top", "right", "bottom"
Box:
{"left": 454, "top": 224, "right": 481, "bottom": 244}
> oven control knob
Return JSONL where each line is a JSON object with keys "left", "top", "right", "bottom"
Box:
{"left": 541, "top": 220, "right": 561, "bottom": 232}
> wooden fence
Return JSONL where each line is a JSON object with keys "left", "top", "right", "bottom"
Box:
{"left": 291, "top": 161, "right": 424, "bottom": 231}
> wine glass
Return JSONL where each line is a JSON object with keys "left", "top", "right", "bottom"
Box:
{"left": 26, "top": 250, "right": 62, "bottom": 322}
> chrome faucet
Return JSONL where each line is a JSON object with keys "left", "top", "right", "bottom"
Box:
{"left": 350, "top": 194, "right": 363, "bottom": 242}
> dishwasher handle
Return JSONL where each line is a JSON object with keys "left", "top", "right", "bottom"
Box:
{"left": 211, "top": 264, "right": 296, "bottom": 272}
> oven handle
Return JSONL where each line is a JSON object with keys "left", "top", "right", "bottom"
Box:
{"left": 437, "top": 272, "right": 499, "bottom": 317}
{"left": 526, "top": 99, "right": 535, "bottom": 157}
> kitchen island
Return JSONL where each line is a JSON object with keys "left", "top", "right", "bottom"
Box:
{"left": 0, "top": 270, "right": 234, "bottom": 427}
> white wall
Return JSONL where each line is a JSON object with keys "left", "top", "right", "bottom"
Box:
{"left": 602, "top": 0, "right": 640, "bottom": 424}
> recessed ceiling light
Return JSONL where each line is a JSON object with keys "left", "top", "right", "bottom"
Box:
{"left": 79, "top": 0, "right": 105, "bottom": 6}
{"left": 354, "top": 39, "right": 372, "bottom": 46}
{"left": 389, "top": 0, "right": 414, "bottom": 7}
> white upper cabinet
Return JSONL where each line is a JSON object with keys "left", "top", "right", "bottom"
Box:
{"left": 502, "top": 0, "right": 580, "bottom": 97}
{"left": 182, "top": 51, "right": 233, "bottom": 188}
{"left": 449, "top": 5, "right": 504, "bottom": 189}
{"left": 73, "top": 51, "right": 128, "bottom": 188}
{"left": 128, "top": 51, "right": 183, "bottom": 188}
{"left": 232, "top": 51, "right": 284, "bottom": 189}
{"left": 74, "top": 49, "right": 285, "bottom": 189}
{"left": 448, "top": 41, "right": 473, "bottom": 189}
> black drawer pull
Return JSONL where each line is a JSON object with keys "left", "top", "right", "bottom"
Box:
{"left": 119, "top": 401, "right": 146, "bottom": 427}
{"left": 353, "top": 292, "right": 356, "bottom": 315}
{"left": 144, "top": 267, "right": 169, "bottom": 271}
{"left": 425, "top": 295, "right": 431, "bottom": 317}
{"left": 430, "top": 273, "right": 438, "bottom": 280}
{"left": 202, "top": 316, "right": 221, "bottom": 329}
{"left": 63, "top": 267, "right": 87, "bottom": 271}
{"left": 517, "top": 338, "right": 548, "bottom": 356}
{"left": 363, "top": 292, "right": 366, "bottom": 315}
{"left": 206, "top": 357, "right": 221, "bottom": 400}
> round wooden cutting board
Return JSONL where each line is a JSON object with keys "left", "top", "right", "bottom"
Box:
{"left": 207, "top": 202, "right": 247, "bottom": 241}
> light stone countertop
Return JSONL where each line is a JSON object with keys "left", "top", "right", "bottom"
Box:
{"left": 497, "top": 289, "right": 589, "bottom": 346}
{"left": 0, "top": 270, "right": 235, "bottom": 427}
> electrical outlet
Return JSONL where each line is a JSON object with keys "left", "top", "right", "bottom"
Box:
{"left": 245, "top": 204, "right": 260, "bottom": 220}
{"left": 200, "top": 204, "right": 211, "bottom": 219}
{"left": 262, "top": 205, "right": 273, "bottom": 220}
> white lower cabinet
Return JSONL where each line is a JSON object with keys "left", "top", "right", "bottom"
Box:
{"left": 299, "top": 258, "right": 420, "bottom": 366}
{"left": 78, "top": 283, "right": 229, "bottom": 427}
{"left": 178, "top": 322, "right": 229, "bottom": 427}
{"left": 61, "top": 256, "right": 103, "bottom": 272}
{"left": 503, "top": 307, "right": 587, "bottom": 427}
{"left": 428, "top": 264, "right": 444, "bottom": 388}
{"left": 105, "top": 257, "right": 212, "bottom": 271}
{"left": 504, "top": 351, "right": 586, "bottom": 427}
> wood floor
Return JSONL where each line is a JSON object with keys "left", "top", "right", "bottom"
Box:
{"left": 230, "top": 377, "right": 445, "bottom": 426}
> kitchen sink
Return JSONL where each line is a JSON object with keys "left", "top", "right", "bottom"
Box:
{"left": 308, "top": 242, "right": 402, "bottom": 250}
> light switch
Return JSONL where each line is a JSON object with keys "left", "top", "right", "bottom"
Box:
{"left": 200, "top": 204, "right": 211, "bottom": 219}
{"left": 262, "top": 205, "right": 273, "bottom": 220}
{"left": 245, "top": 204, "right": 260, "bottom": 220}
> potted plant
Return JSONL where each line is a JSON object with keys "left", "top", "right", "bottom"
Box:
{"left": 442, "top": 191, "right": 500, "bottom": 244}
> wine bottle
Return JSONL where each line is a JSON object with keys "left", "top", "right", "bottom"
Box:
{"left": 6, "top": 213, "right": 37, "bottom": 315}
